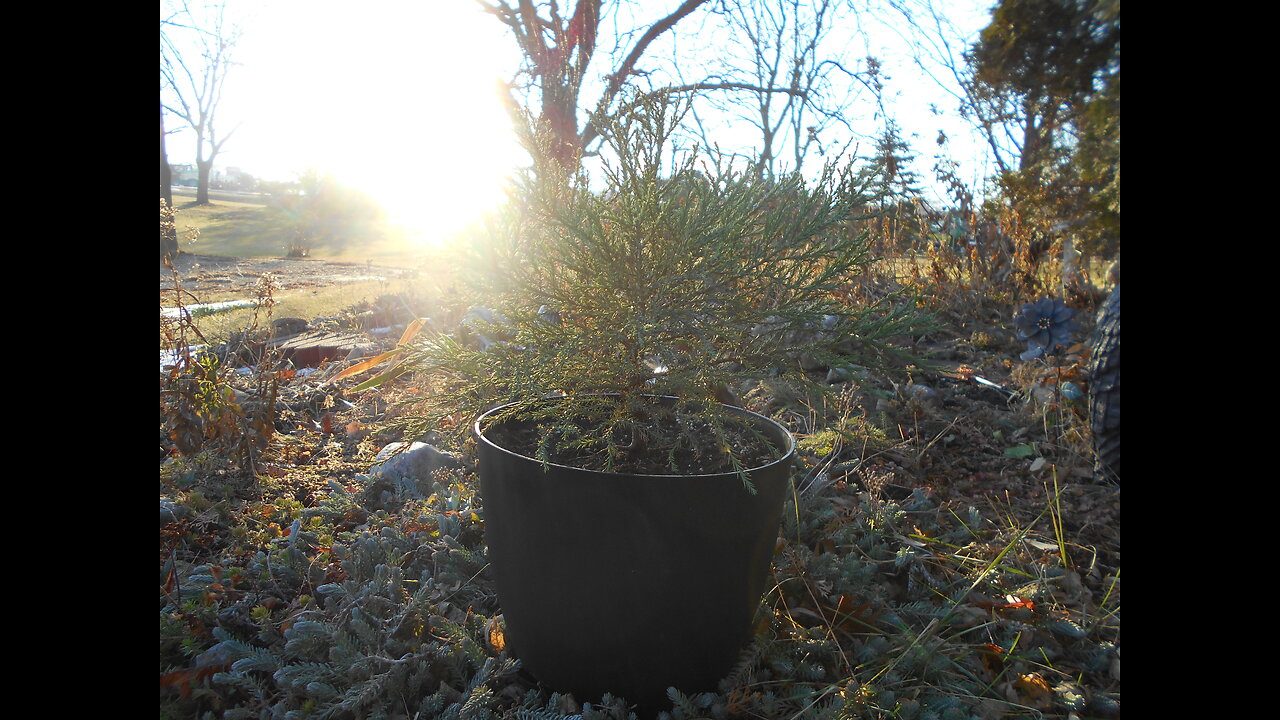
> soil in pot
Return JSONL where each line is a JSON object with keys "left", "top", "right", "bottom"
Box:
{"left": 480, "top": 395, "right": 784, "bottom": 477}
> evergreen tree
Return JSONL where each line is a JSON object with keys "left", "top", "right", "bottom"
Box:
{"left": 968, "top": 0, "right": 1120, "bottom": 257}
{"left": 869, "top": 120, "right": 924, "bottom": 201}
{"left": 866, "top": 120, "right": 924, "bottom": 253}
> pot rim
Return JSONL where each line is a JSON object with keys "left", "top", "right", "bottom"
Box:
{"left": 473, "top": 396, "right": 796, "bottom": 479}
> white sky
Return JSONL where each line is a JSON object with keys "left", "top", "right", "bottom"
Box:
{"left": 162, "top": 0, "right": 994, "bottom": 245}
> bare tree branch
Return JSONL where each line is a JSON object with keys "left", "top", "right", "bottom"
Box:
{"left": 480, "top": 0, "right": 876, "bottom": 178}
{"left": 580, "top": 0, "right": 709, "bottom": 153}
{"left": 160, "top": 0, "right": 242, "bottom": 204}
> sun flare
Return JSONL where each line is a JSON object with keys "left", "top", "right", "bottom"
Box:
{"left": 214, "top": 0, "right": 529, "bottom": 249}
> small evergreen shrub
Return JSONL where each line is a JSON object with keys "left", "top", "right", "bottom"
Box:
{"left": 391, "top": 97, "right": 924, "bottom": 478}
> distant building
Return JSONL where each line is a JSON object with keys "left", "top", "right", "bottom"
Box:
{"left": 170, "top": 163, "right": 198, "bottom": 186}
{"left": 166, "top": 163, "right": 256, "bottom": 191}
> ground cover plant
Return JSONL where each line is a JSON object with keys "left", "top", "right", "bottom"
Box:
{"left": 160, "top": 181, "right": 1119, "bottom": 720}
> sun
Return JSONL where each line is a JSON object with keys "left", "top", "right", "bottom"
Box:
{"left": 223, "top": 0, "right": 529, "bottom": 248}
{"left": 360, "top": 71, "right": 528, "bottom": 248}
{"left": 336, "top": 68, "right": 529, "bottom": 249}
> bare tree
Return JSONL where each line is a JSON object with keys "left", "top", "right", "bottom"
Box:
{"left": 160, "top": 6, "right": 179, "bottom": 263}
{"left": 886, "top": 0, "right": 1057, "bottom": 183}
{"left": 691, "top": 0, "right": 882, "bottom": 179}
{"left": 161, "top": 0, "right": 241, "bottom": 205}
{"left": 476, "top": 0, "right": 825, "bottom": 176}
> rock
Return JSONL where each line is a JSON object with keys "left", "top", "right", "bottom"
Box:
{"left": 271, "top": 317, "right": 309, "bottom": 338}
{"left": 752, "top": 314, "right": 854, "bottom": 373}
{"left": 268, "top": 331, "right": 381, "bottom": 368}
{"left": 905, "top": 383, "right": 941, "bottom": 406}
{"left": 537, "top": 304, "right": 562, "bottom": 325}
{"left": 828, "top": 364, "right": 871, "bottom": 384}
{"left": 370, "top": 442, "right": 462, "bottom": 486}
{"left": 825, "top": 366, "right": 854, "bottom": 384}
{"left": 458, "top": 306, "right": 513, "bottom": 351}
{"left": 798, "top": 352, "right": 827, "bottom": 372}
{"left": 160, "top": 496, "right": 187, "bottom": 526}
{"left": 194, "top": 638, "right": 240, "bottom": 669}
{"left": 1030, "top": 383, "right": 1055, "bottom": 405}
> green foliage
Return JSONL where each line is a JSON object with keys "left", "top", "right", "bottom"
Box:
{"left": 798, "top": 415, "right": 892, "bottom": 459}
{"left": 972, "top": 0, "right": 1119, "bottom": 105}
{"left": 862, "top": 120, "right": 930, "bottom": 256}
{"left": 968, "top": 0, "right": 1121, "bottom": 259}
{"left": 1074, "top": 69, "right": 1120, "bottom": 251}
{"left": 394, "top": 96, "right": 924, "bottom": 476}
{"left": 868, "top": 120, "right": 923, "bottom": 202}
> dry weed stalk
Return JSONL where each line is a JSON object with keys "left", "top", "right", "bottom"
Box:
{"left": 160, "top": 201, "right": 285, "bottom": 475}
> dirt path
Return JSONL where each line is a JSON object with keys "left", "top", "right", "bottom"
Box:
{"left": 160, "top": 253, "right": 417, "bottom": 300}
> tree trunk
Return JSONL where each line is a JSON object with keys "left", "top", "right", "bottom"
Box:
{"left": 160, "top": 101, "right": 178, "bottom": 263}
{"left": 541, "top": 85, "right": 582, "bottom": 174}
{"left": 160, "top": 101, "right": 173, "bottom": 209}
{"left": 196, "top": 159, "right": 212, "bottom": 205}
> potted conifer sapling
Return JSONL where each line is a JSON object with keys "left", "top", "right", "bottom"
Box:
{"left": 388, "top": 101, "right": 921, "bottom": 712}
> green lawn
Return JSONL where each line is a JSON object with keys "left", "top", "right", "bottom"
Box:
{"left": 169, "top": 187, "right": 424, "bottom": 263}
{"left": 163, "top": 188, "right": 456, "bottom": 347}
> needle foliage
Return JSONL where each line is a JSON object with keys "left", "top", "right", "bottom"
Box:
{"left": 398, "top": 97, "right": 924, "bottom": 477}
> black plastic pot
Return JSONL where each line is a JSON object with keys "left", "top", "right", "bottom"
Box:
{"left": 474, "top": 399, "right": 795, "bottom": 713}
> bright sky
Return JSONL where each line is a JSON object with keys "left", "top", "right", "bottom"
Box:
{"left": 164, "top": 0, "right": 527, "bottom": 246}
{"left": 162, "top": 0, "right": 994, "bottom": 246}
